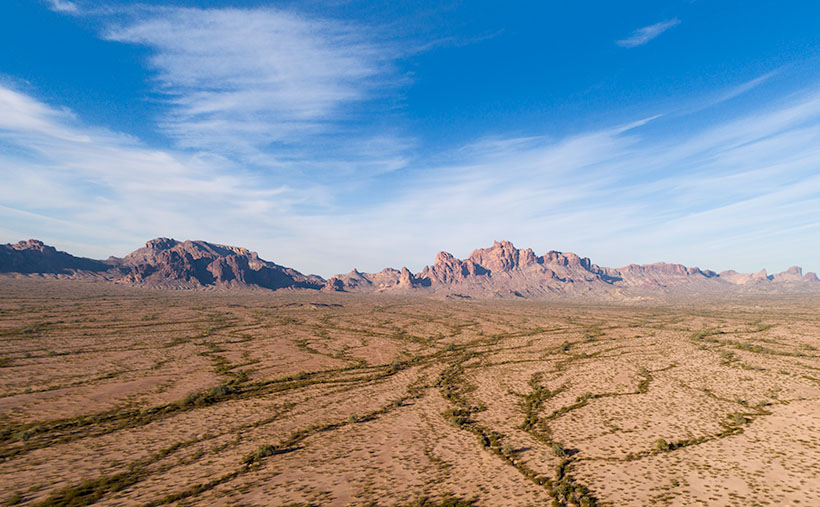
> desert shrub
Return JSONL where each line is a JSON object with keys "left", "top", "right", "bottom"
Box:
{"left": 442, "top": 408, "right": 473, "bottom": 427}
{"left": 4, "top": 491, "right": 23, "bottom": 505}
{"left": 180, "top": 383, "right": 239, "bottom": 408}
{"left": 551, "top": 443, "right": 568, "bottom": 457}
{"left": 207, "top": 384, "right": 232, "bottom": 398}
{"left": 387, "top": 359, "right": 409, "bottom": 374}
{"left": 14, "top": 427, "right": 39, "bottom": 442}
{"left": 243, "top": 444, "right": 279, "bottom": 465}
{"left": 583, "top": 327, "right": 603, "bottom": 342}
{"left": 35, "top": 471, "right": 141, "bottom": 507}
{"left": 691, "top": 329, "right": 722, "bottom": 342}
{"left": 520, "top": 381, "right": 552, "bottom": 431}
{"left": 20, "top": 322, "right": 49, "bottom": 335}
{"left": 404, "top": 494, "right": 477, "bottom": 507}
{"left": 654, "top": 438, "right": 670, "bottom": 452}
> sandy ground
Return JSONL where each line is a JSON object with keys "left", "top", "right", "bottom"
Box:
{"left": 1, "top": 278, "right": 819, "bottom": 506}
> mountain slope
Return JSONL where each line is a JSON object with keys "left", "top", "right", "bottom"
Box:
{"left": 326, "top": 240, "right": 818, "bottom": 297}
{"left": 0, "top": 240, "right": 112, "bottom": 274}
{"left": 0, "top": 238, "right": 324, "bottom": 290}
{"left": 115, "top": 238, "right": 325, "bottom": 290}
{"left": 1, "top": 238, "right": 816, "bottom": 298}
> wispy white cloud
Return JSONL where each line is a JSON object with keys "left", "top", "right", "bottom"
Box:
{"left": 713, "top": 71, "right": 778, "bottom": 104}
{"left": 0, "top": 84, "right": 315, "bottom": 262}
{"left": 45, "top": 0, "right": 77, "bottom": 14}
{"left": 672, "top": 70, "right": 780, "bottom": 117}
{"left": 4, "top": 4, "right": 820, "bottom": 276}
{"left": 103, "top": 7, "right": 400, "bottom": 166}
{"left": 617, "top": 18, "right": 680, "bottom": 48}
{"left": 3, "top": 81, "right": 820, "bottom": 275}
{"left": 305, "top": 89, "right": 820, "bottom": 274}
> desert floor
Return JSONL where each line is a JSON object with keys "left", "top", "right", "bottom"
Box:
{"left": 1, "top": 278, "right": 819, "bottom": 506}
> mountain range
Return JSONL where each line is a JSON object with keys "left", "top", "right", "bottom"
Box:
{"left": 1, "top": 238, "right": 817, "bottom": 299}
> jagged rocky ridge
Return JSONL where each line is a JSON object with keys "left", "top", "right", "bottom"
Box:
{"left": 1, "top": 238, "right": 817, "bottom": 297}
{"left": 0, "top": 238, "right": 323, "bottom": 290}
{"left": 0, "top": 240, "right": 113, "bottom": 274}
{"left": 326, "top": 240, "right": 818, "bottom": 297}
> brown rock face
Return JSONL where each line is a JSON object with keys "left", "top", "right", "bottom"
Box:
{"left": 323, "top": 266, "right": 423, "bottom": 292}
{"left": 327, "top": 240, "right": 817, "bottom": 297}
{"left": 772, "top": 266, "right": 804, "bottom": 282}
{"left": 2, "top": 238, "right": 817, "bottom": 298}
{"left": 467, "top": 240, "right": 537, "bottom": 272}
{"left": 367, "top": 241, "right": 613, "bottom": 296}
{"left": 117, "top": 238, "right": 323, "bottom": 289}
{"left": 418, "top": 251, "right": 488, "bottom": 285}
{"left": 398, "top": 267, "right": 415, "bottom": 288}
{"left": 619, "top": 262, "right": 712, "bottom": 277}
{"left": 0, "top": 240, "right": 111, "bottom": 274}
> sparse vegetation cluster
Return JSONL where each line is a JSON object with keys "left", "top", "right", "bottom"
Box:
{"left": 0, "top": 278, "right": 819, "bottom": 505}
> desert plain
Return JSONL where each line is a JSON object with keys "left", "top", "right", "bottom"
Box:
{"left": 1, "top": 278, "right": 820, "bottom": 506}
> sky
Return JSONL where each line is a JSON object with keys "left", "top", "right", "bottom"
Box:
{"left": 1, "top": 1, "right": 820, "bottom": 277}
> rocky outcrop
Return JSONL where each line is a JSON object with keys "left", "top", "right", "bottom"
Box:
{"left": 116, "top": 238, "right": 324, "bottom": 290}
{"left": 326, "top": 240, "right": 818, "bottom": 297}
{"left": 1, "top": 238, "right": 817, "bottom": 298}
{"left": 323, "top": 266, "right": 423, "bottom": 292}
{"left": 0, "top": 238, "right": 323, "bottom": 290}
{"left": 717, "top": 266, "right": 818, "bottom": 285}
{"left": 0, "top": 240, "right": 111, "bottom": 274}
{"left": 417, "top": 251, "right": 488, "bottom": 286}
{"left": 772, "top": 266, "right": 807, "bottom": 283}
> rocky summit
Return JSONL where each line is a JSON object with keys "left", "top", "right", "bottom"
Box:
{"left": 1, "top": 238, "right": 817, "bottom": 298}
{"left": 0, "top": 238, "right": 323, "bottom": 291}
{"left": 0, "top": 240, "right": 112, "bottom": 275}
{"left": 327, "top": 240, "right": 818, "bottom": 297}
{"left": 115, "top": 238, "right": 324, "bottom": 290}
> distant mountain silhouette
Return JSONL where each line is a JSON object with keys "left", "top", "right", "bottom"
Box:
{"left": 325, "top": 240, "right": 819, "bottom": 297}
{"left": 1, "top": 238, "right": 817, "bottom": 298}
{"left": 114, "top": 238, "right": 325, "bottom": 290}
{"left": 1, "top": 238, "right": 322, "bottom": 290}
{"left": 0, "top": 240, "right": 112, "bottom": 274}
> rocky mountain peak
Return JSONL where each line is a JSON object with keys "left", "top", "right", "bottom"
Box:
{"left": 467, "top": 240, "right": 537, "bottom": 272}
{"left": 144, "top": 237, "right": 179, "bottom": 251}
{"left": 11, "top": 239, "right": 53, "bottom": 252}
{"left": 2, "top": 238, "right": 818, "bottom": 298}
{"left": 1, "top": 240, "right": 109, "bottom": 274}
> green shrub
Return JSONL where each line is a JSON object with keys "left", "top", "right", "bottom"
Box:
{"left": 243, "top": 444, "right": 279, "bottom": 465}
{"left": 404, "top": 494, "right": 477, "bottom": 507}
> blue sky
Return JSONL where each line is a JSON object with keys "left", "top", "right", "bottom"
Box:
{"left": 2, "top": 0, "right": 820, "bottom": 276}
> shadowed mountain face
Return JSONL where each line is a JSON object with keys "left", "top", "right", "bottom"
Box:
{"left": 116, "top": 238, "right": 325, "bottom": 290}
{"left": 0, "top": 238, "right": 324, "bottom": 290}
{"left": 1, "top": 238, "right": 817, "bottom": 297}
{"left": 0, "top": 240, "right": 112, "bottom": 274}
{"left": 325, "top": 240, "right": 818, "bottom": 297}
